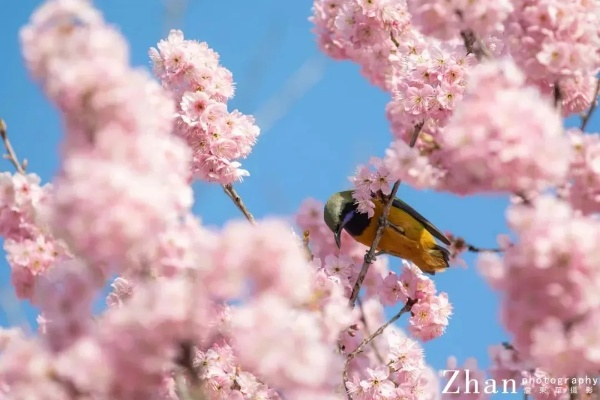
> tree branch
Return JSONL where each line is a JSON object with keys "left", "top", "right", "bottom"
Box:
{"left": 342, "top": 298, "right": 416, "bottom": 398}
{"left": 0, "top": 119, "right": 27, "bottom": 175}
{"left": 390, "top": 32, "right": 400, "bottom": 48}
{"left": 553, "top": 82, "right": 563, "bottom": 112}
{"left": 581, "top": 77, "right": 600, "bottom": 132}
{"left": 450, "top": 236, "right": 503, "bottom": 254}
{"left": 459, "top": 29, "right": 492, "bottom": 61}
{"left": 174, "top": 341, "right": 208, "bottom": 400}
{"left": 222, "top": 184, "right": 255, "bottom": 224}
{"left": 348, "top": 121, "right": 424, "bottom": 308}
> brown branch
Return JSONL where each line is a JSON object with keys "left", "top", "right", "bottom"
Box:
{"left": 176, "top": 341, "right": 201, "bottom": 385}
{"left": 553, "top": 82, "right": 563, "bottom": 111}
{"left": 450, "top": 236, "right": 503, "bottom": 254}
{"left": 174, "top": 341, "right": 208, "bottom": 400}
{"left": 0, "top": 119, "right": 26, "bottom": 175}
{"left": 348, "top": 121, "right": 424, "bottom": 308}
{"left": 222, "top": 184, "right": 255, "bottom": 224}
{"left": 356, "top": 297, "right": 384, "bottom": 364}
{"left": 502, "top": 342, "right": 515, "bottom": 350}
{"left": 581, "top": 77, "right": 600, "bottom": 132}
{"left": 390, "top": 32, "right": 400, "bottom": 48}
{"left": 342, "top": 299, "right": 416, "bottom": 398}
{"left": 459, "top": 29, "right": 492, "bottom": 61}
{"left": 465, "top": 244, "right": 503, "bottom": 253}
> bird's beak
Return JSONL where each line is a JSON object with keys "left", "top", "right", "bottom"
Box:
{"left": 334, "top": 225, "right": 342, "bottom": 249}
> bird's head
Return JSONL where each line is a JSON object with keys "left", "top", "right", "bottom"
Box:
{"left": 323, "top": 190, "right": 356, "bottom": 249}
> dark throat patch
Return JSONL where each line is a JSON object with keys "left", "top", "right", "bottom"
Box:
{"left": 341, "top": 202, "right": 370, "bottom": 237}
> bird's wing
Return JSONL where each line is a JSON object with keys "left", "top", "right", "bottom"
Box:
{"left": 391, "top": 197, "right": 451, "bottom": 245}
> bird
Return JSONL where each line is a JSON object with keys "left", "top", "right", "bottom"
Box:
{"left": 323, "top": 189, "right": 451, "bottom": 275}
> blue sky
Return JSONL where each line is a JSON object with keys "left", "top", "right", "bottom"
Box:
{"left": 1, "top": 0, "right": 597, "bottom": 392}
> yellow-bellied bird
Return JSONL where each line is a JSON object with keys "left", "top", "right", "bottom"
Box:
{"left": 323, "top": 190, "right": 451, "bottom": 275}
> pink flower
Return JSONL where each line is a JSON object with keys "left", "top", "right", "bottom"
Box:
{"left": 387, "top": 330, "right": 424, "bottom": 374}
{"left": 180, "top": 91, "right": 211, "bottom": 124}
{"left": 323, "top": 254, "right": 354, "bottom": 285}
{"left": 106, "top": 277, "right": 134, "bottom": 309}
{"left": 379, "top": 272, "right": 403, "bottom": 306}
{"left": 383, "top": 140, "right": 442, "bottom": 190}
{"left": 361, "top": 366, "right": 396, "bottom": 397}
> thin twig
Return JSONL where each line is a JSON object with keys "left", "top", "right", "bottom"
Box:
{"left": 450, "top": 236, "right": 503, "bottom": 254}
{"left": 465, "top": 244, "right": 503, "bottom": 253}
{"left": 342, "top": 299, "right": 416, "bottom": 398}
{"left": 176, "top": 341, "right": 201, "bottom": 385}
{"left": 0, "top": 119, "right": 26, "bottom": 175}
{"left": 174, "top": 341, "right": 209, "bottom": 400}
{"left": 222, "top": 184, "right": 255, "bottom": 223}
{"left": 502, "top": 342, "right": 515, "bottom": 350}
{"left": 581, "top": 78, "right": 600, "bottom": 132}
{"left": 553, "top": 82, "right": 563, "bottom": 111}
{"left": 348, "top": 121, "right": 424, "bottom": 308}
{"left": 390, "top": 32, "right": 400, "bottom": 48}
{"left": 356, "top": 297, "right": 384, "bottom": 364}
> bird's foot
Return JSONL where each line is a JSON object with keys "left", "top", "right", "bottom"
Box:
{"left": 365, "top": 250, "right": 385, "bottom": 264}
{"left": 378, "top": 216, "right": 406, "bottom": 236}
{"left": 388, "top": 222, "right": 405, "bottom": 236}
{"left": 377, "top": 216, "right": 389, "bottom": 229}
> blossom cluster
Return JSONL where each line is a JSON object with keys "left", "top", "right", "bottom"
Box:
{"left": 311, "top": 0, "right": 480, "bottom": 147}
{"left": 503, "top": 0, "right": 600, "bottom": 116}
{"left": 150, "top": 29, "right": 260, "bottom": 185}
{"left": 434, "top": 58, "right": 570, "bottom": 195}
{"left": 478, "top": 196, "right": 600, "bottom": 377}
{"left": 563, "top": 128, "right": 600, "bottom": 215}
{"left": 406, "top": 0, "right": 513, "bottom": 41}
{"left": 0, "top": 172, "right": 71, "bottom": 300}
{"left": 20, "top": 0, "right": 194, "bottom": 270}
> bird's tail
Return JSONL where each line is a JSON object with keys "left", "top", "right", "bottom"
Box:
{"left": 435, "top": 244, "right": 451, "bottom": 266}
{"left": 421, "top": 245, "right": 451, "bottom": 275}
